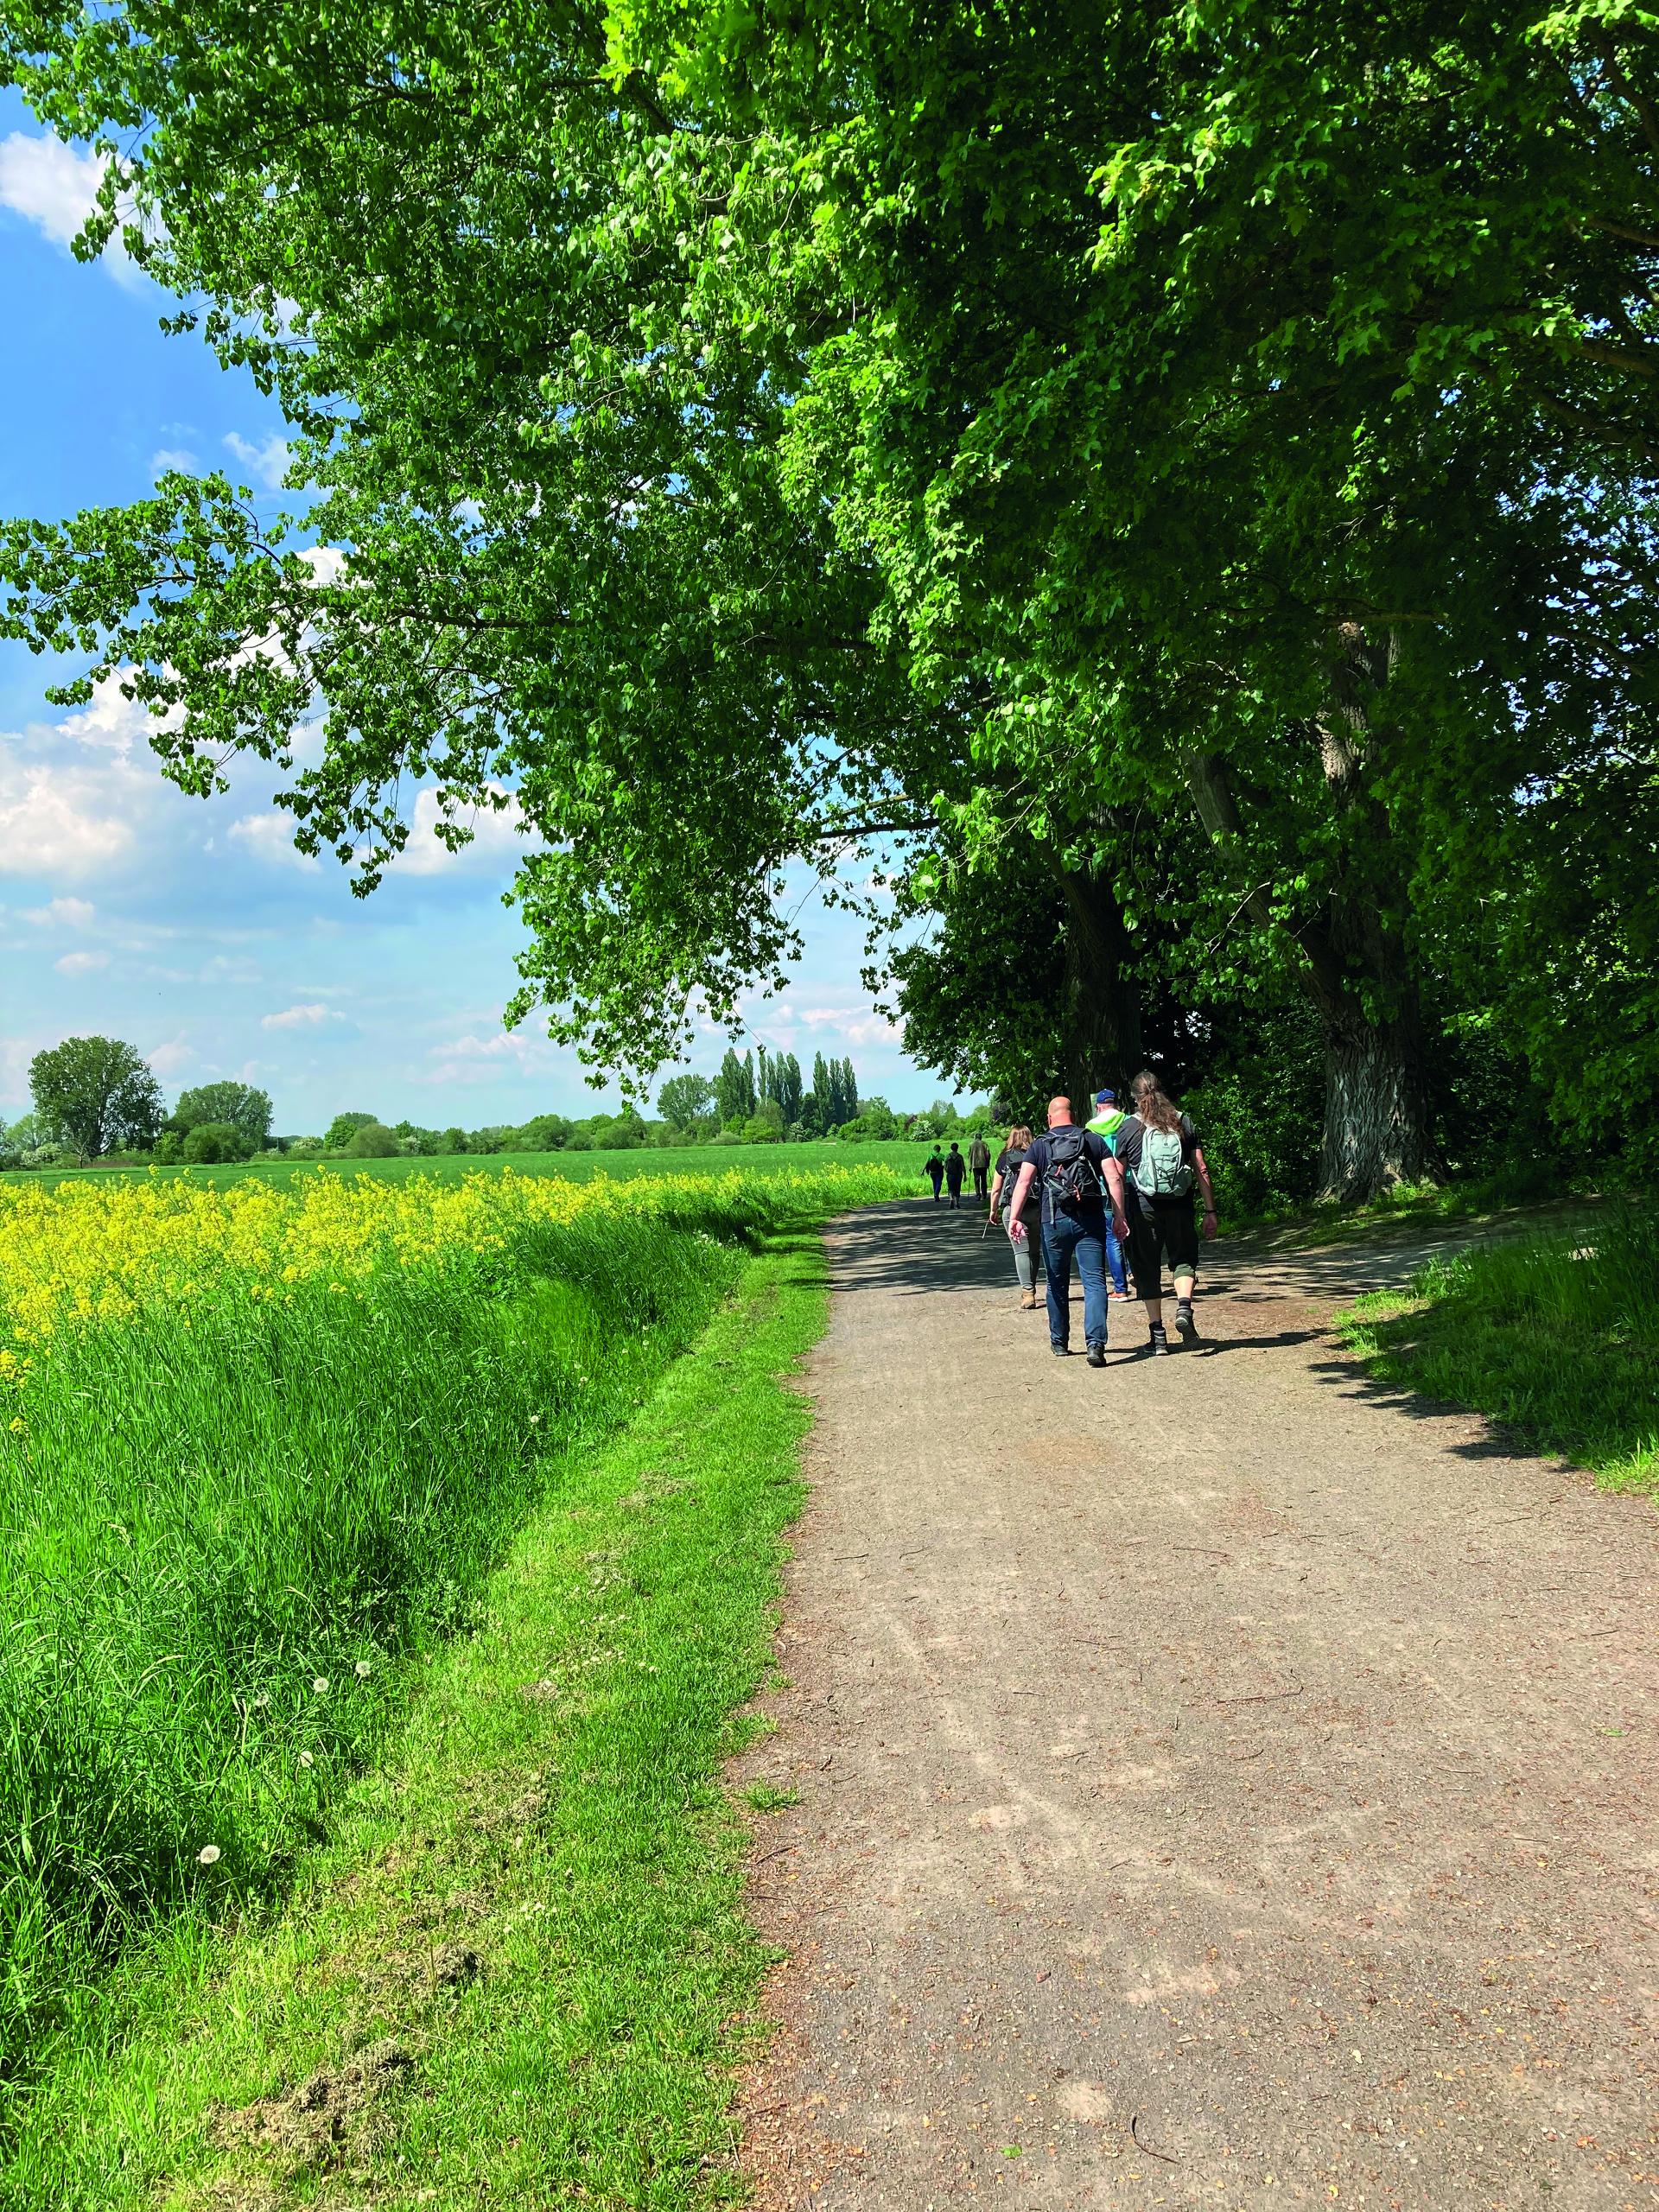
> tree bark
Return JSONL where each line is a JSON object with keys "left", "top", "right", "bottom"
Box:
{"left": 1056, "top": 863, "right": 1142, "bottom": 1108}
{"left": 1183, "top": 643, "right": 1437, "bottom": 1204}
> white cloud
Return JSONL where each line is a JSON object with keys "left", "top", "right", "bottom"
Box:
{"left": 224, "top": 431, "right": 291, "bottom": 491}
{"left": 0, "top": 761, "right": 137, "bottom": 875}
{"left": 146, "top": 1037, "right": 194, "bottom": 1078}
{"left": 54, "top": 950, "right": 109, "bottom": 976}
{"left": 20, "top": 896, "right": 96, "bottom": 929}
{"left": 261, "top": 1002, "right": 345, "bottom": 1031}
{"left": 0, "top": 130, "right": 143, "bottom": 287}
{"left": 151, "top": 446, "right": 201, "bottom": 476}
{"left": 228, "top": 813, "right": 321, "bottom": 871}
{"left": 382, "top": 787, "right": 531, "bottom": 878}
{"left": 422, "top": 1026, "right": 557, "bottom": 1085}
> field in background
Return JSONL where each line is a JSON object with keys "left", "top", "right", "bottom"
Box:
{"left": 2, "top": 1138, "right": 939, "bottom": 1190}
{"left": 0, "top": 1156, "right": 913, "bottom": 2121}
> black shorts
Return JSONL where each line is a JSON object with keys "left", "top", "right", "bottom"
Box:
{"left": 1127, "top": 1197, "right": 1199, "bottom": 1297}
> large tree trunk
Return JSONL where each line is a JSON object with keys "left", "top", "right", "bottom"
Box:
{"left": 1184, "top": 633, "right": 1438, "bottom": 1202}
{"left": 1056, "top": 863, "right": 1142, "bottom": 1108}
{"left": 1317, "top": 1014, "right": 1433, "bottom": 1199}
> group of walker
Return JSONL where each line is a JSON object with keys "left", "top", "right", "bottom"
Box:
{"left": 982, "top": 1071, "right": 1217, "bottom": 1363}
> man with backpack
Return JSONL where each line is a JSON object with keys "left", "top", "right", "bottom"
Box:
{"left": 999, "top": 1096, "right": 1129, "bottom": 1365}
{"left": 1113, "top": 1069, "right": 1218, "bottom": 1356}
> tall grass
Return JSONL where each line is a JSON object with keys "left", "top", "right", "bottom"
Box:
{"left": 1338, "top": 1203, "right": 1659, "bottom": 1486}
{"left": 0, "top": 1161, "right": 909, "bottom": 2096}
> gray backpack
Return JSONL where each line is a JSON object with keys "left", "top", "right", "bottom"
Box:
{"left": 1132, "top": 1124, "right": 1193, "bottom": 1199}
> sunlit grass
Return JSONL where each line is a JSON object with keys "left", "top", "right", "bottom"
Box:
{"left": 1338, "top": 1204, "right": 1659, "bottom": 1489}
{"left": 0, "top": 1159, "right": 911, "bottom": 2107}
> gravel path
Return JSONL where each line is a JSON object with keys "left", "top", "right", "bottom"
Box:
{"left": 735, "top": 1201, "right": 1658, "bottom": 2210}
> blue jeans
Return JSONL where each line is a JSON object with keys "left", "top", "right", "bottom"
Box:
{"left": 1105, "top": 1216, "right": 1128, "bottom": 1296}
{"left": 1042, "top": 1211, "right": 1110, "bottom": 1352}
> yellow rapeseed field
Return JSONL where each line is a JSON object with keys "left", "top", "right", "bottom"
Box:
{"left": 0, "top": 1160, "right": 905, "bottom": 1351}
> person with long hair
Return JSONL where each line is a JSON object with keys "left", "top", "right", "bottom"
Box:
{"left": 988, "top": 1122, "right": 1044, "bottom": 1307}
{"left": 1112, "top": 1069, "right": 1217, "bottom": 1355}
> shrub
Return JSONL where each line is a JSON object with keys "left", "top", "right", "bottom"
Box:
{"left": 342, "top": 1122, "right": 401, "bottom": 1159}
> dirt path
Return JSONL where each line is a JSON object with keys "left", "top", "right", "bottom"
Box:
{"left": 735, "top": 1202, "right": 1659, "bottom": 2210}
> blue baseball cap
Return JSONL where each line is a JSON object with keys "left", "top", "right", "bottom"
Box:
{"left": 1095, "top": 1087, "right": 1116, "bottom": 1105}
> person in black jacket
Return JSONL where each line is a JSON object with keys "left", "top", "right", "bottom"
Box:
{"left": 943, "top": 1141, "right": 967, "bottom": 1208}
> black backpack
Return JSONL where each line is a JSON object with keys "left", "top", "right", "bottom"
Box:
{"left": 1042, "top": 1124, "right": 1102, "bottom": 1217}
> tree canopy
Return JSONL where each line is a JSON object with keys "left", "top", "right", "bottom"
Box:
{"left": 29, "top": 1036, "right": 163, "bottom": 1163}
{"left": 2, "top": 0, "right": 1655, "bottom": 1191}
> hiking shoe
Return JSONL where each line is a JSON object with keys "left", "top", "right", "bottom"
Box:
{"left": 1107, "top": 1288, "right": 1133, "bottom": 1302}
{"left": 1051, "top": 1343, "right": 1071, "bottom": 1357}
{"left": 1085, "top": 1344, "right": 1108, "bottom": 1368}
{"left": 1175, "top": 1301, "right": 1198, "bottom": 1339}
{"left": 1147, "top": 1324, "right": 1169, "bottom": 1357}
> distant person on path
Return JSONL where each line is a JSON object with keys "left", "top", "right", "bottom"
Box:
{"left": 944, "top": 1142, "right": 966, "bottom": 1209}
{"left": 1086, "top": 1086, "right": 1134, "bottom": 1303}
{"left": 988, "top": 1122, "right": 1045, "bottom": 1309}
{"left": 1002, "top": 1096, "right": 1128, "bottom": 1366}
{"left": 1113, "top": 1069, "right": 1217, "bottom": 1356}
{"left": 925, "top": 1146, "right": 945, "bottom": 1201}
{"left": 968, "top": 1132, "right": 992, "bottom": 1200}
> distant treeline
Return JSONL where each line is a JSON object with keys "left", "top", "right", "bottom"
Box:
{"left": 0, "top": 1040, "right": 990, "bottom": 1169}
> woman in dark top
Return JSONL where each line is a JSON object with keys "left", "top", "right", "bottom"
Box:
{"left": 988, "top": 1123, "right": 1044, "bottom": 1308}
{"left": 1113, "top": 1070, "right": 1217, "bottom": 1355}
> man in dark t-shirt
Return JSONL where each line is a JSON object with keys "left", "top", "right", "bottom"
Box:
{"left": 1001, "top": 1096, "right": 1129, "bottom": 1364}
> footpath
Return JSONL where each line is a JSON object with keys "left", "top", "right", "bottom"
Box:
{"left": 734, "top": 1201, "right": 1658, "bottom": 2210}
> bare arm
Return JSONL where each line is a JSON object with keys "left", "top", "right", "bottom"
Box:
{"left": 988, "top": 1169, "right": 1005, "bottom": 1216}
{"left": 1192, "top": 1143, "right": 1217, "bottom": 1234}
{"left": 1103, "top": 1153, "right": 1129, "bottom": 1243}
{"left": 1006, "top": 1160, "right": 1036, "bottom": 1232}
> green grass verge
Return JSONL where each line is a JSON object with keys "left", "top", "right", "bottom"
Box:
{"left": 2, "top": 1140, "right": 937, "bottom": 1191}
{"left": 1254, "top": 1163, "right": 1565, "bottom": 1251}
{"left": 4, "top": 1230, "right": 829, "bottom": 2211}
{"left": 1336, "top": 1203, "right": 1659, "bottom": 1491}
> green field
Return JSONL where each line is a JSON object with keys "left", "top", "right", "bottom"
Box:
{"left": 2, "top": 1138, "right": 941, "bottom": 1190}
{"left": 0, "top": 1155, "right": 914, "bottom": 2192}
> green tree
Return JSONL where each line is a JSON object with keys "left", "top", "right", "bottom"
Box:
{"left": 341, "top": 1121, "right": 399, "bottom": 1158}
{"left": 657, "top": 1072, "right": 716, "bottom": 1131}
{"left": 181, "top": 1121, "right": 254, "bottom": 1165}
{"left": 29, "top": 1036, "right": 162, "bottom": 1164}
{"left": 5, "top": 0, "right": 1656, "bottom": 1192}
{"left": 776, "top": 1052, "right": 804, "bottom": 1127}
{"left": 174, "top": 1080, "right": 273, "bottom": 1148}
{"left": 516, "top": 1113, "right": 574, "bottom": 1153}
{"left": 324, "top": 1111, "right": 379, "bottom": 1151}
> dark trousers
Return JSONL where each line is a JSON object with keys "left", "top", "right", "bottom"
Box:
{"left": 1042, "top": 1211, "right": 1110, "bottom": 1352}
{"left": 945, "top": 1177, "right": 964, "bottom": 1209}
{"left": 972, "top": 1166, "right": 989, "bottom": 1198}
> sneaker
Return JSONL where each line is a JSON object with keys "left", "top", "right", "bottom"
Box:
{"left": 1175, "top": 1301, "right": 1198, "bottom": 1339}
{"left": 1147, "top": 1324, "right": 1169, "bottom": 1357}
{"left": 1107, "top": 1288, "right": 1133, "bottom": 1303}
{"left": 1085, "top": 1344, "right": 1108, "bottom": 1367}
{"left": 1052, "top": 1343, "right": 1071, "bottom": 1357}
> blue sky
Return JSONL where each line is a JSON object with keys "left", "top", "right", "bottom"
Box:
{"left": 0, "top": 96, "right": 950, "bottom": 1133}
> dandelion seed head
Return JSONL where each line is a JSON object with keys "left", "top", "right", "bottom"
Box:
{"left": 312, "top": 1675, "right": 329, "bottom": 1694}
{"left": 355, "top": 1659, "right": 372, "bottom": 1678}
{"left": 298, "top": 1750, "right": 315, "bottom": 1768}
{"left": 197, "top": 1843, "right": 221, "bottom": 1866}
